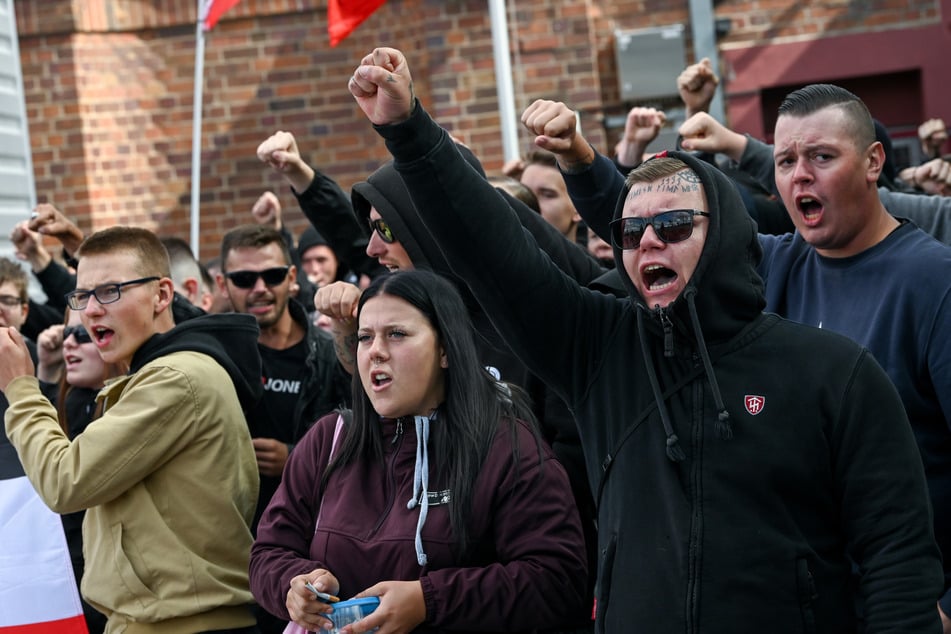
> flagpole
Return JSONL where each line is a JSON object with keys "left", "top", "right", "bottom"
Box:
{"left": 190, "top": 0, "right": 206, "bottom": 258}
{"left": 488, "top": 0, "right": 519, "bottom": 163}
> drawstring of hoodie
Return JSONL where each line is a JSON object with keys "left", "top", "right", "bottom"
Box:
{"left": 684, "top": 288, "right": 733, "bottom": 440}
{"left": 406, "top": 414, "right": 430, "bottom": 566}
{"left": 637, "top": 309, "right": 686, "bottom": 462}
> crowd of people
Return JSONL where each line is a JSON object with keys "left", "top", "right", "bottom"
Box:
{"left": 1, "top": 42, "right": 950, "bottom": 634}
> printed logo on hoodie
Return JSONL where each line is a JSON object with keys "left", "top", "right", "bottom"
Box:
{"left": 744, "top": 395, "right": 765, "bottom": 416}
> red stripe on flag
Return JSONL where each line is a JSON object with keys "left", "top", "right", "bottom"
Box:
{"left": 0, "top": 615, "right": 88, "bottom": 633}
{"left": 203, "top": 0, "right": 241, "bottom": 31}
{"left": 328, "top": 0, "right": 387, "bottom": 47}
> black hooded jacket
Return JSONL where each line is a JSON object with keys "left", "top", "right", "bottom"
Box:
{"left": 131, "top": 312, "right": 263, "bottom": 414}
{"left": 374, "top": 103, "right": 943, "bottom": 633}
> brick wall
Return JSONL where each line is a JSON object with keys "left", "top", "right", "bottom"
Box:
{"left": 14, "top": 0, "right": 946, "bottom": 259}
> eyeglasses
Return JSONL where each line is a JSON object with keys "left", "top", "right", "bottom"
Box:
{"left": 610, "top": 209, "right": 710, "bottom": 250}
{"left": 63, "top": 324, "right": 93, "bottom": 344}
{"left": 0, "top": 294, "right": 26, "bottom": 308}
{"left": 64, "top": 277, "right": 160, "bottom": 311}
{"left": 224, "top": 266, "right": 290, "bottom": 289}
{"left": 368, "top": 218, "right": 395, "bottom": 244}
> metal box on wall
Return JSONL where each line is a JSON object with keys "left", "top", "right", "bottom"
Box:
{"left": 616, "top": 25, "right": 687, "bottom": 102}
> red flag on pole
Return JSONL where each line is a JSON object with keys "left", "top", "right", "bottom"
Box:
{"left": 328, "top": 0, "right": 387, "bottom": 47}
{"left": 201, "top": 0, "right": 241, "bottom": 31}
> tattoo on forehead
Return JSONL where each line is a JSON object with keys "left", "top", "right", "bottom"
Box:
{"left": 627, "top": 171, "right": 701, "bottom": 199}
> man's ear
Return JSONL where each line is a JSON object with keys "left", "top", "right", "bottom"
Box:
{"left": 216, "top": 272, "right": 230, "bottom": 298}
{"left": 155, "top": 278, "right": 175, "bottom": 314}
{"left": 866, "top": 141, "right": 885, "bottom": 184}
{"left": 181, "top": 277, "right": 201, "bottom": 305}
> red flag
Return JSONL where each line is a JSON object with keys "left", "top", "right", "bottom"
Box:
{"left": 201, "top": 0, "right": 241, "bottom": 31}
{"left": 328, "top": 0, "right": 387, "bottom": 47}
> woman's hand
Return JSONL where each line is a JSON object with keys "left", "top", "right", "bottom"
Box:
{"left": 286, "top": 569, "right": 340, "bottom": 631}
{"left": 341, "top": 580, "right": 425, "bottom": 634}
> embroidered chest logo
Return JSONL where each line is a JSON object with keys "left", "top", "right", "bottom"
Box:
{"left": 426, "top": 490, "right": 451, "bottom": 506}
{"left": 744, "top": 395, "right": 765, "bottom": 416}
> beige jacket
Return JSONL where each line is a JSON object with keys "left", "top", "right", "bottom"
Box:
{"left": 5, "top": 350, "right": 259, "bottom": 633}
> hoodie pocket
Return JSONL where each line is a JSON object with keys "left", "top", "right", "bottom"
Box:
{"left": 796, "top": 557, "right": 818, "bottom": 634}
{"left": 594, "top": 532, "right": 618, "bottom": 634}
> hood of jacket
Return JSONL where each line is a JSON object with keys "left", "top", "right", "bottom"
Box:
{"left": 351, "top": 143, "right": 488, "bottom": 273}
{"left": 352, "top": 160, "right": 435, "bottom": 269}
{"left": 351, "top": 147, "right": 498, "bottom": 313}
{"left": 130, "top": 312, "right": 263, "bottom": 414}
{"left": 609, "top": 151, "right": 767, "bottom": 460}
{"left": 612, "top": 150, "right": 766, "bottom": 347}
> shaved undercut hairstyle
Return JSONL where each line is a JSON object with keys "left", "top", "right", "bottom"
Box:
{"left": 778, "top": 84, "right": 876, "bottom": 151}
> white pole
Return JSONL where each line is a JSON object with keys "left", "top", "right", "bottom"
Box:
{"left": 190, "top": 1, "right": 206, "bottom": 257}
{"left": 687, "top": 0, "right": 725, "bottom": 123}
{"left": 488, "top": 0, "right": 519, "bottom": 163}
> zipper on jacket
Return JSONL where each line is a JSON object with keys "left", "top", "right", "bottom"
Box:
{"left": 654, "top": 306, "right": 674, "bottom": 357}
{"left": 685, "top": 380, "right": 705, "bottom": 634}
{"left": 370, "top": 419, "right": 404, "bottom": 537}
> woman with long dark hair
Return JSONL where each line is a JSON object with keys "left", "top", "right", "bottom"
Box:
{"left": 250, "top": 270, "right": 586, "bottom": 633}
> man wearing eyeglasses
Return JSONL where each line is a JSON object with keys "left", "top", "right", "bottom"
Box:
{"left": 347, "top": 47, "right": 942, "bottom": 633}
{"left": 0, "top": 226, "right": 265, "bottom": 633}
{"left": 0, "top": 257, "right": 37, "bottom": 443}
{"left": 0, "top": 256, "right": 38, "bottom": 444}
{"left": 0, "top": 257, "right": 32, "bottom": 346}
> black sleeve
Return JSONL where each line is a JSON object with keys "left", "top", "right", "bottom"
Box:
{"left": 293, "top": 169, "right": 382, "bottom": 280}
{"left": 33, "top": 260, "right": 76, "bottom": 313}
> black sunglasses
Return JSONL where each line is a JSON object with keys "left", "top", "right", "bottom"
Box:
{"left": 224, "top": 266, "right": 290, "bottom": 289}
{"left": 63, "top": 324, "right": 93, "bottom": 344}
{"left": 368, "top": 218, "right": 395, "bottom": 243}
{"left": 610, "top": 209, "right": 710, "bottom": 250}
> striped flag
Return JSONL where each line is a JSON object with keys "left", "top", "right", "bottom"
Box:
{"left": 328, "top": 0, "right": 387, "bottom": 47}
{"left": 201, "top": 0, "right": 241, "bottom": 31}
{"left": 0, "top": 432, "right": 87, "bottom": 633}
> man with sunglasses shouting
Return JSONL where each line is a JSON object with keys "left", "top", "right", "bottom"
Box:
{"left": 0, "top": 226, "right": 266, "bottom": 633}
{"left": 347, "top": 47, "right": 943, "bottom": 633}
{"left": 217, "top": 223, "right": 349, "bottom": 627}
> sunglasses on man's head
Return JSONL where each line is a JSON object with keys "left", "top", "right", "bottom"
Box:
{"left": 609, "top": 209, "right": 710, "bottom": 250}
{"left": 368, "top": 218, "right": 395, "bottom": 244}
{"left": 224, "top": 266, "right": 290, "bottom": 289}
{"left": 63, "top": 325, "right": 93, "bottom": 344}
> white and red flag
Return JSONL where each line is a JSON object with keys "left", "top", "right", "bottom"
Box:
{"left": 0, "top": 440, "right": 87, "bottom": 633}
{"left": 201, "top": 0, "right": 241, "bottom": 31}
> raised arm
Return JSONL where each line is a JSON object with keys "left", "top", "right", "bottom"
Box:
{"left": 614, "top": 106, "right": 667, "bottom": 170}
{"left": 257, "top": 130, "right": 377, "bottom": 280}
{"left": 678, "top": 111, "right": 749, "bottom": 163}
{"left": 348, "top": 47, "right": 617, "bottom": 402}
{"left": 677, "top": 57, "right": 719, "bottom": 119}
{"left": 28, "top": 204, "right": 85, "bottom": 261}
{"left": 313, "top": 281, "right": 361, "bottom": 375}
